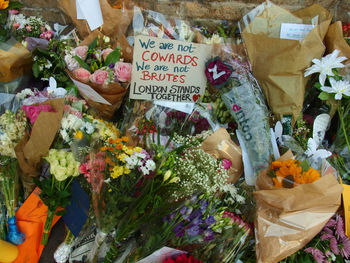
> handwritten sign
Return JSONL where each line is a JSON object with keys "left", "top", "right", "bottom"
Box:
{"left": 130, "top": 35, "right": 211, "bottom": 102}
{"left": 280, "top": 23, "right": 314, "bottom": 42}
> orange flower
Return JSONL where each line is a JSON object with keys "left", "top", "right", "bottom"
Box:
{"left": 295, "top": 168, "right": 320, "bottom": 184}
{"left": 108, "top": 138, "right": 114, "bottom": 144}
{"left": 121, "top": 136, "right": 129, "bottom": 142}
{"left": 100, "top": 146, "right": 108, "bottom": 151}
{"left": 0, "top": 0, "right": 9, "bottom": 9}
{"left": 271, "top": 159, "right": 302, "bottom": 188}
{"left": 115, "top": 144, "right": 123, "bottom": 150}
{"left": 107, "top": 147, "right": 115, "bottom": 152}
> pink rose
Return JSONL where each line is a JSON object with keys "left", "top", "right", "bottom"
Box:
{"left": 73, "top": 68, "right": 91, "bottom": 83}
{"left": 114, "top": 62, "right": 132, "bottom": 82}
{"left": 89, "top": 69, "right": 109, "bottom": 85}
{"left": 13, "top": 23, "right": 20, "bottom": 29}
{"left": 102, "top": 48, "right": 113, "bottom": 61}
{"left": 22, "top": 104, "right": 55, "bottom": 124}
{"left": 74, "top": 46, "right": 88, "bottom": 60}
{"left": 222, "top": 159, "right": 232, "bottom": 170}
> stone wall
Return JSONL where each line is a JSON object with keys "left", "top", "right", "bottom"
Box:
{"left": 19, "top": 0, "right": 349, "bottom": 26}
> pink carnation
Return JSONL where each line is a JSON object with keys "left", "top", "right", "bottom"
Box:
{"left": 89, "top": 69, "right": 109, "bottom": 85}
{"left": 74, "top": 46, "right": 88, "bottom": 60}
{"left": 22, "top": 104, "right": 55, "bottom": 124}
{"left": 102, "top": 48, "right": 113, "bottom": 61}
{"left": 114, "top": 62, "right": 132, "bottom": 82}
{"left": 8, "top": 10, "right": 19, "bottom": 14}
{"left": 40, "top": 30, "right": 53, "bottom": 41}
{"left": 222, "top": 159, "right": 232, "bottom": 170}
{"left": 73, "top": 68, "right": 91, "bottom": 83}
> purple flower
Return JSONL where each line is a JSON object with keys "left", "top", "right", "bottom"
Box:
{"left": 330, "top": 237, "right": 340, "bottom": 255}
{"left": 340, "top": 236, "right": 350, "bottom": 259}
{"left": 108, "top": 63, "right": 115, "bottom": 69}
{"left": 200, "top": 200, "right": 208, "bottom": 212}
{"left": 335, "top": 214, "right": 346, "bottom": 239}
{"left": 192, "top": 216, "right": 204, "bottom": 226}
{"left": 186, "top": 225, "right": 202, "bottom": 236}
{"left": 304, "top": 247, "right": 325, "bottom": 263}
{"left": 205, "top": 215, "right": 216, "bottom": 226}
{"left": 203, "top": 229, "right": 215, "bottom": 241}
{"left": 326, "top": 218, "right": 337, "bottom": 228}
{"left": 205, "top": 58, "right": 233, "bottom": 88}
{"left": 321, "top": 233, "right": 333, "bottom": 240}
{"left": 189, "top": 209, "right": 202, "bottom": 221}
{"left": 174, "top": 223, "right": 184, "bottom": 237}
{"left": 190, "top": 195, "right": 198, "bottom": 203}
{"left": 323, "top": 227, "right": 333, "bottom": 235}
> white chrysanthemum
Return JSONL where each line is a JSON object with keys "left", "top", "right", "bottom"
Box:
{"left": 16, "top": 88, "right": 34, "bottom": 100}
{"left": 61, "top": 114, "right": 84, "bottom": 131}
{"left": 321, "top": 78, "right": 350, "bottom": 100}
{"left": 82, "top": 122, "right": 95, "bottom": 134}
{"left": 304, "top": 49, "right": 347, "bottom": 86}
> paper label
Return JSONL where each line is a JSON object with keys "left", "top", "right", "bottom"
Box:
{"left": 154, "top": 101, "right": 194, "bottom": 114}
{"left": 136, "top": 247, "right": 184, "bottom": 263}
{"left": 76, "top": 0, "right": 103, "bottom": 31}
{"left": 76, "top": 0, "right": 85, "bottom": 19}
{"left": 313, "top": 113, "right": 330, "bottom": 147}
{"left": 343, "top": 184, "right": 350, "bottom": 238}
{"left": 280, "top": 23, "right": 314, "bottom": 41}
{"left": 70, "top": 78, "right": 111, "bottom": 105}
{"left": 130, "top": 35, "right": 211, "bottom": 102}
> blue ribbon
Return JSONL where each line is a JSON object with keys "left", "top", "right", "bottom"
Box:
{"left": 6, "top": 216, "right": 25, "bottom": 245}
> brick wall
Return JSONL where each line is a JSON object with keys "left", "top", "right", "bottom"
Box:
{"left": 19, "top": 0, "right": 349, "bottom": 27}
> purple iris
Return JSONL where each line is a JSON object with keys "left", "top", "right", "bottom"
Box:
{"left": 203, "top": 229, "right": 215, "bottom": 241}
{"left": 174, "top": 223, "right": 185, "bottom": 237}
{"left": 205, "top": 215, "right": 216, "bottom": 226}
{"left": 200, "top": 200, "right": 209, "bottom": 212}
{"left": 108, "top": 63, "right": 115, "bottom": 68}
{"left": 186, "top": 225, "right": 202, "bottom": 236}
{"left": 189, "top": 209, "right": 202, "bottom": 221}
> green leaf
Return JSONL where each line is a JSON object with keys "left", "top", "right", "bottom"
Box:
{"left": 314, "top": 82, "right": 322, "bottom": 89}
{"left": 88, "top": 38, "right": 98, "bottom": 50}
{"left": 37, "top": 47, "right": 50, "bottom": 56}
{"left": 299, "top": 159, "right": 310, "bottom": 173}
{"left": 32, "top": 62, "right": 40, "bottom": 78}
{"left": 73, "top": 55, "right": 90, "bottom": 72}
{"left": 318, "top": 91, "right": 330, "bottom": 101}
{"left": 56, "top": 210, "right": 67, "bottom": 216}
{"left": 104, "top": 48, "right": 121, "bottom": 66}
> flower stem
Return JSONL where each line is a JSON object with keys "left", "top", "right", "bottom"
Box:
{"left": 338, "top": 102, "right": 350, "bottom": 154}
{"left": 41, "top": 207, "right": 56, "bottom": 245}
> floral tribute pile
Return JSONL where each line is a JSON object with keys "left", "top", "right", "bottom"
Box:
{"left": 0, "top": 1, "right": 350, "bottom": 263}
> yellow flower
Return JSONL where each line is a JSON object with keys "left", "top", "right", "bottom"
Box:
{"left": 134, "top": 147, "right": 142, "bottom": 153}
{"left": 117, "top": 153, "right": 127, "bottom": 162}
{"left": 122, "top": 145, "right": 133, "bottom": 155}
{"left": 75, "top": 130, "right": 83, "bottom": 140}
{"left": 124, "top": 167, "right": 131, "bottom": 174}
{"left": 108, "top": 189, "right": 112, "bottom": 192}
{"left": 111, "top": 165, "right": 124, "bottom": 179}
{"left": 0, "top": 0, "right": 9, "bottom": 9}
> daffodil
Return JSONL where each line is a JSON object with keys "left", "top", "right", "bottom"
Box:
{"left": 321, "top": 78, "right": 350, "bottom": 100}
{"left": 304, "top": 49, "right": 347, "bottom": 86}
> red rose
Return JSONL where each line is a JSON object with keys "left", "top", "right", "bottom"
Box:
{"left": 163, "top": 254, "right": 202, "bottom": 263}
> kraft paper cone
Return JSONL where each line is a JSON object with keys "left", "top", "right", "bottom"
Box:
{"left": 201, "top": 128, "right": 243, "bottom": 183}
{"left": 254, "top": 151, "right": 343, "bottom": 263}
{"left": 15, "top": 99, "right": 64, "bottom": 195}
{"left": 58, "top": 0, "right": 134, "bottom": 62}
{"left": 325, "top": 21, "right": 350, "bottom": 64}
{"left": 0, "top": 38, "right": 32, "bottom": 83}
{"left": 242, "top": 3, "right": 332, "bottom": 123}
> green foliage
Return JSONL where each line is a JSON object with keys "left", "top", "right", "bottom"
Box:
{"left": 104, "top": 48, "right": 121, "bottom": 66}
{"left": 73, "top": 55, "right": 90, "bottom": 72}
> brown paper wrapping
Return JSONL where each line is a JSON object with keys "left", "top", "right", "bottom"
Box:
{"left": 325, "top": 21, "right": 350, "bottom": 64}
{"left": 0, "top": 39, "right": 32, "bottom": 83}
{"left": 15, "top": 99, "right": 64, "bottom": 195}
{"left": 254, "top": 152, "right": 343, "bottom": 263}
{"left": 242, "top": 4, "right": 332, "bottom": 123}
{"left": 201, "top": 128, "right": 243, "bottom": 183}
{"left": 58, "top": 0, "right": 134, "bottom": 62}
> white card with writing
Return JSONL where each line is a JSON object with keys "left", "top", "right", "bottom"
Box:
{"left": 154, "top": 101, "right": 194, "bottom": 114}
{"left": 130, "top": 35, "right": 211, "bottom": 103}
{"left": 70, "top": 78, "right": 111, "bottom": 105}
{"left": 280, "top": 23, "right": 314, "bottom": 42}
{"left": 76, "top": 0, "right": 103, "bottom": 31}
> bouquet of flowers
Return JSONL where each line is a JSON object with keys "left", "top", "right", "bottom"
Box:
{"left": 0, "top": 0, "right": 21, "bottom": 41}
{"left": 7, "top": 13, "right": 53, "bottom": 42}
{"left": 343, "top": 22, "right": 350, "bottom": 46}
{"left": 35, "top": 149, "right": 80, "bottom": 245}
{"left": 0, "top": 109, "right": 27, "bottom": 244}
{"left": 65, "top": 34, "right": 129, "bottom": 119}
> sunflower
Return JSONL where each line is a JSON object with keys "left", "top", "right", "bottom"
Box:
{"left": 295, "top": 167, "right": 320, "bottom": 184}
{"left": 0, "top": 0, "right": 9, "bottom": 10}
{"left": 271, "top": 159, "right": 302, "bottom": 188}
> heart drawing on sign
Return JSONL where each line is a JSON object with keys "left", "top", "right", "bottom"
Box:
{"left": 192, "top": 94, "right": 200, "bottom": 102}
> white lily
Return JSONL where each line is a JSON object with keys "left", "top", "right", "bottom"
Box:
{"left": 304, "top": 49, "right": 347, "bottom": 86}
{"left": 321, "top": 78, "right": 350, "bottom": 100}
{"left": 47, "top": 77, "right": 67, "bottom": 97}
